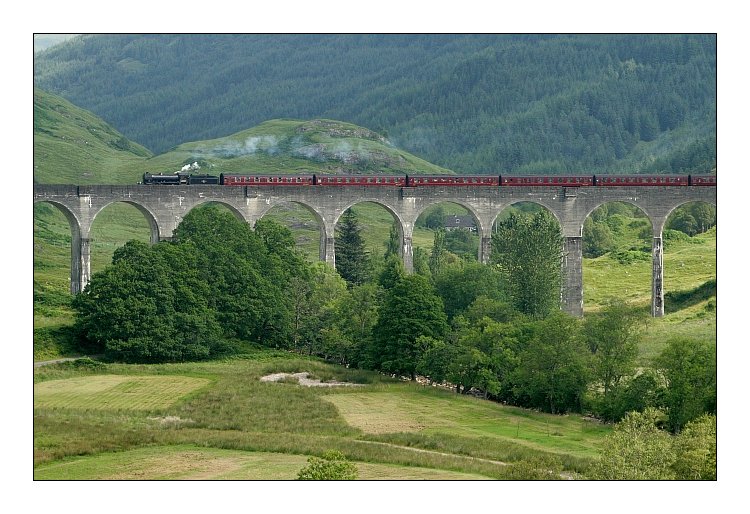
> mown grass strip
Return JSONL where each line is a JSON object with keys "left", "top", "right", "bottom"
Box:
{"left": 323, "top": 388, "right": 609, "bottom": 459}
{"left": 34, "top": 375, "right": 211, "bottom": 411}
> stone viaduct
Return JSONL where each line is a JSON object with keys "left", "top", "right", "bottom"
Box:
{"left": 33, "top": 183, "right": 716, "bottom": 317}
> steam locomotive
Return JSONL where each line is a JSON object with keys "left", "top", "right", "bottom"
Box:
{"left": 141, "top": 172, "right": 716, "bottom": 187}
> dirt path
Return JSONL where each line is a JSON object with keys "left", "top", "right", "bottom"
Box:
{"left": 34, "top": 355, "right": 102, "bottom": 368}
{"left": 355, "top": 439, "right": 508, "bottom": 466}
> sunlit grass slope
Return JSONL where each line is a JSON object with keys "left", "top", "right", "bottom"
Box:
{"left": 143, "top": 119, "right": 454, "bottom": 177}
{"left": 34, "top": 88, "right": 152, "bottom": 185}
{"left": 33, "top": 445, "right": 489, "bottom": 480}
{"left": 583, "top": 226, "right": 716, "bottom": 364}
{"left": 34, "top": 354, "right": 608, "bottom": 479}
{"left": 325, "top": 388, "right": 609, "bottom": 459}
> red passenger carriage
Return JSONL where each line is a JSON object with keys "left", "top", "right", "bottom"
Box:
{"left": 594, "top": 175, "right": 688, "bottom": 186}
{"left": 220, "top": 174, "right": 314, "bottom": 186}
{"left": 315, "top": 175, "right": 406, "bottom": 186}
{"left": 501, "top": 175, "right": 594, "bottom": 187}
{"left": 407, "top": 175, "right": 500, "bottom": 186}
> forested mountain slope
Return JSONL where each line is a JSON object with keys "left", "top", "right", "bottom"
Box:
{"left": 34, "top": 34, "right": 716, "bottom": 174}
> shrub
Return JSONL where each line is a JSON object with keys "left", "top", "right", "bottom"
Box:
{"left": 611, "top": 249, "right": 650, "bottom": 265}
{"left": 296, "top": 450, "right": 358, "bottom": 480}
{"left": 501, "top": 455, "right": 563, "bottom": 480}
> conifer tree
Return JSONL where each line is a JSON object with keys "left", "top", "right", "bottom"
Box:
{"left": 335, "top": 208, "right": 370, "bottom": 286}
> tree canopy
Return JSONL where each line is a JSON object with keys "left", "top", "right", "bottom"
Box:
{"left": 370, "top": 274, "right": 448, "bottom": 378}
{"left": 73, "top": 205, "right": 305, "bottom": 362}
{"left": 490, "top": 210, "right": 563, "bottom": 318}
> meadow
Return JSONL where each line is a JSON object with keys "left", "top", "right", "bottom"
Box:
{"left": 34, "top": 353, "right": 602, "bottom": 480}
{"left": 33, "top": 199, "right": 715, "bottom": 480}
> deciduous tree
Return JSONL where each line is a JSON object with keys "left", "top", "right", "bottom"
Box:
{"left": 490, "top": 210, "right": 563, "bottom": 318}
{"left": 371, "top": 274, "right": 448, "bottom": 378}
{"left": 590, "top": 408, "right": 676, "bottom": 480}
{"left": 655, "top": 338, "right": 717, "bottom": 433}
{"left": 583, "top": 299, "right": 644, "bottom": 399}
{"left": 510, "top": 313, "right": 589, "bottom": 413}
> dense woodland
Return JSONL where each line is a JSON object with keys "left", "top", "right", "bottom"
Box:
{"left": 72, "top": 205, "right": 716, "bottom": 438}
{"left": 34, "top": 34, "right": 716, "bottom": 174}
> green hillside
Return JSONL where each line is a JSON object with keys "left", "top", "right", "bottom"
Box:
{"left": 34, "top": 88, "right": 452, "bottom": 184}
{"left": 142, "top": 118, "right": 453, "bottom": 178}
{"left": 34, "top": 34, "right": 716, "bottom": 174}
{"left": 34, "top": 87, "right": 152, "bottom": 184}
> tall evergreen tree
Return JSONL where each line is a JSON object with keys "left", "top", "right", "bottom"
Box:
{"left": 335, "top": 208, "right": 370, "bottom": 286}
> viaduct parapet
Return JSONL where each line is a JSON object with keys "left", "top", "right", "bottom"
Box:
{"left": 34, "top": 184, "right": 716, "bottom": 317}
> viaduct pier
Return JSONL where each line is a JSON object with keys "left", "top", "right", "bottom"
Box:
{"left": 34, "top": 183, "right": 716, "bottom": 317}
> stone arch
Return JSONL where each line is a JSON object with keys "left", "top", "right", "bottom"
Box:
{"left": 182, "top": 198, "right": 249, "bottom": 225}
{"left": 493, "top": 199, "right": 564, "bottom": 233}
{"left": 90, "top": 199, "right": 160, "bottom": 243}
{"left": 87, "top": 200, "right": 160, "bottom": 279}
{"left": 660, "top": 200, "right": 717, "bottom": 316}
{"left": 413, "top": 199, "right": 484, "bottom": 263}
{"left": 33, "top": 200, "right": 86, "bottom": 294}
{"left": 33, "top": 199, "right": 83, "bottom": 239}
{"left": 333, "top": 199, "right": 410, "bottom": 272}
{"left": 658, "top": 198, "right": 718, "bottom": 236}
{"left": 413, "top": 199, "right": 485, "bottom": 234}
{"left": 334, "top": 199, "right": 405, "bottom": 229}
{"left": 255, "top": 199, "right": 327, "bottom": 262}
{"left": 255, "top": 199, "right": 326, "bottom": 228}
{"left": 580, "top": 199, "right": 655, "bottom": 239}
{"left": 580, "top": 201, "right": 654, "bottom": 314}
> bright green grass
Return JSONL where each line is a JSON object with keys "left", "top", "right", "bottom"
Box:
{"left": 639, "top": 300, "right": 716, "bottom": 364}
{"left": 33, "top": 444, "right": 488, "bottom": 480}
{"left": 324, "top": 387, "right": 608, "bottom": 459}
{"left": 583, "top": 222, "right": 716, "bottom": 311}
{"left": 34, "top": 375, "right": 211, "bottom": 411}
{"left": 582, "top": 226, "right": 716, "bottom": 364}
{"left": 34, "top": 356, "right": 605, "bottom": 477}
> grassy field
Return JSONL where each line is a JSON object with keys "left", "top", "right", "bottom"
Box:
{"left": 325, "top": 389, "right": 608, "bottom": 458}
{"left": 34, "top": 375, "right": 211, "bottom": 411}
{"left": 33, "top": 354, "right": 604, "bottom": 479}
{"left": 582, "top": 225, "right": 716, "bottom": 364}
{"left": 33, "top": 444, "right": 491, "bottom": 480}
